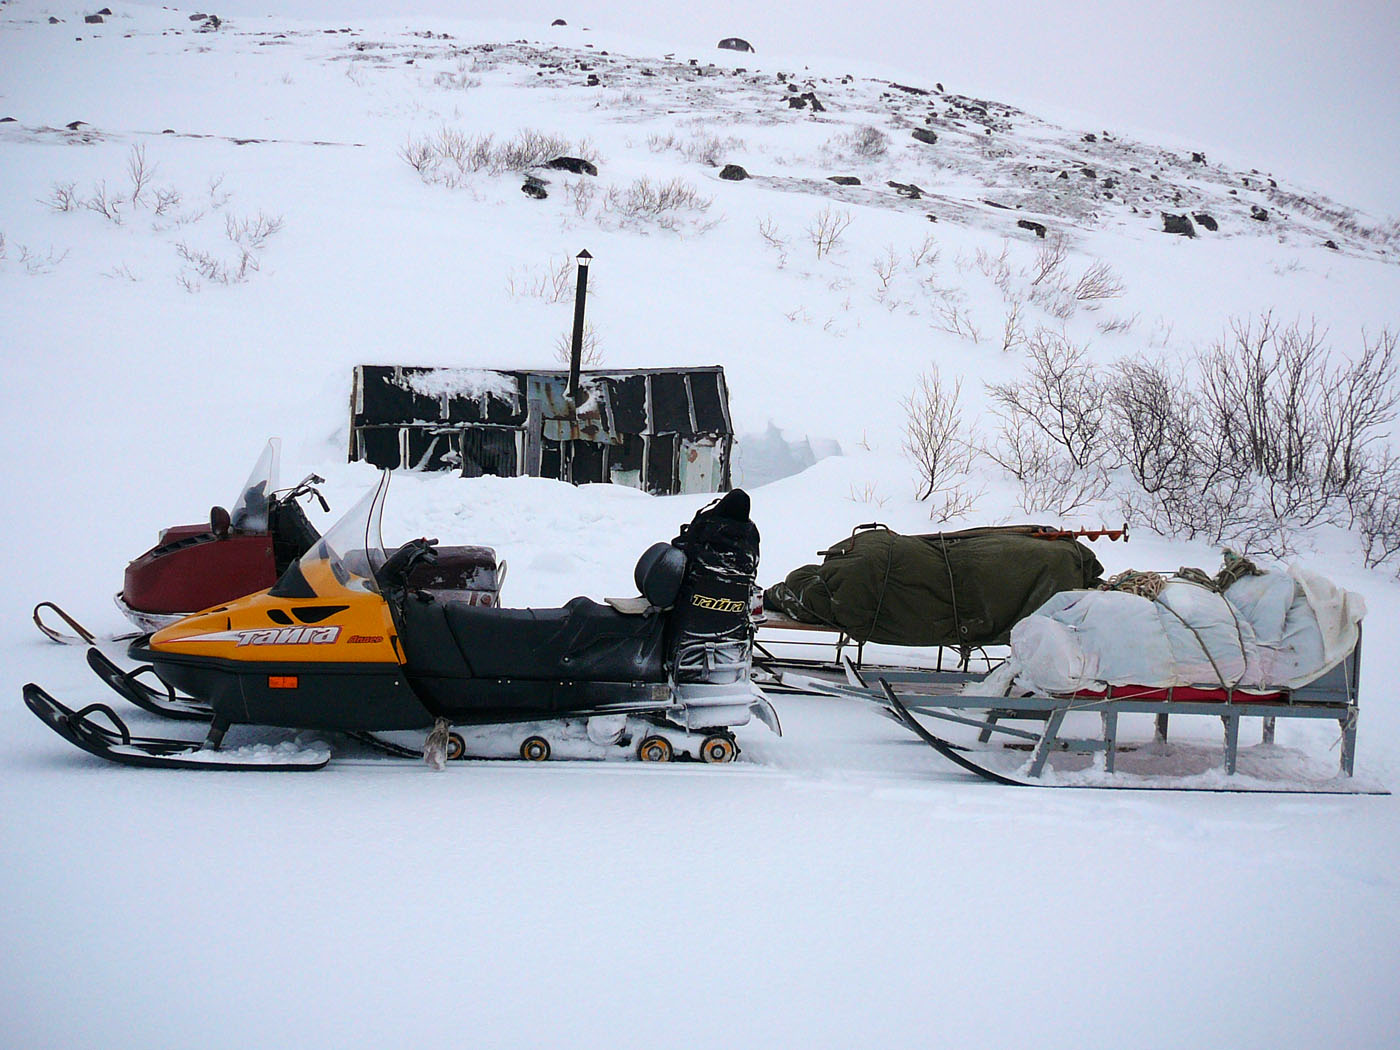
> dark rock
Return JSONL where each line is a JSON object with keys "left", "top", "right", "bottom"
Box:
{"left": 1081, "top": 167, "right": 1096, "bottom": 179}
{"left": 719, "top": 164, "right": 749, "bottom": 181}
{"left": 84, "top": 14, "right": 104, "bottom": 23}
{"left": 585, "top": 73, "right": 600, "bottom": 86}
{"left": 786, "top": 95, "right": 807, "bottom": 109}
{"left": 1057, "top": 171, "right": 1069, "bottom": 180}
{"left": 0, "top": 117, "right": 13, "bottom": 123}
{"left": 786, "top": 83, "right": 798, "bottom": 92}
{"left": 1269, "top": 178, "right": 1277, "bottom": 188}
{"left": 1191, "top": 151, "right": 1206, "bottom": 164}
{"left": 162, "top": 128, "right": 175, "bottom": 134}
{"left": 1102, "top": 177, "right": 1117, "bottom": 189}
{"left": 982, "top": 199, "right": 1009, "bottom": 210}
{"left": 926, "top": 213, "right": 938, "bottom": 222}
{"left": 546, "top": 156, "right": 597, "bottom": 176}
{"left": 777, "top": 72, "right": 786, "bottom": 82}
{"left": 888, "top": 181, "right": 924, "bottom": 200}
{"left": 1162, "top": 212, "right": 1196, "bottom": 237}
{"left": 1324, "top": 239, "right": 1338, "bottom": 250}
{"left": 718, "top": 37, "right": 753, "bottom": 52}
{"left": 552, "top": 18, "right": 566, "bottom": 26}
{"left": 891, "top": 82, "right": 929, "bottom": 96}
{"left": 828, "top": 175, "right": 861, "bottom": 186}
{"left": 1250, "top": 205, "right": 1269, "bottom": 222}
{"left": 911, "top": 128, "right": 938, "bottom": 145}
{"left": 1017, "top": 219, "right": 1047, "bottom": 238}
{"left": 1082, "top": 132, "right": 1097, "bottom": 143}
{"left": 935, "top": 82, "right": 944, "bottom": 92}
{"left": 65, "top": 120, "right": 87, "bottom": 130}
{"left": 1192, "top": 212, "right": 1218, "bottom": 231}
{"left": 49, "top": 16, "right": 61, "bottom": 23}
{"left": 521, "top": 175, "right": 548, "bottom": 199}
{"left": 801, "top": 91, "right": 824, "bottom": 112}
{"left": 98, "top": 6, "right": 111, "bottom": 13}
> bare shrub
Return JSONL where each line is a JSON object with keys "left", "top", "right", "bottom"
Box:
{"left": 808, "top": 206, "right": 853, "bottom": 259}
{"left": 505, "top": 255, "right": 579, "bottom": 303}
{"left": 17, "top": 244, "right": 70, "bottom": 275}
{"left": 758, "top": 216, "right": 788, "bottom": 268}
{"left": 433, "top": 60, "right": 481, "bottom": 91}
{"left": 84, "top": 181, "right": 124, "bottom": 224}
{"left": 1000, "top": 297, "right": 1026, "bottom": 353}
{"left": 986, "top": 414, "right": 1105, "bottom": 515}
{"left": 1355, "top": 453, "right": 1400, "bottom": 569}
{"left": 872, "top": 245, "right": 899, "bottom": 290}
{"left": 1096, "top": 312, "right": 1139, "bottom": 335}
{"left": 974, "top": 242, "right": 1012, "bottom": 291}
{"left": 933, "top": 301, "right": 981, "bottom": 343}
{"left": 1073, "top": 259, "right": 1124, "bottom": 301}
{"left": 207, "top": 174, "right": 231, "bottom": 209}
{"left": 603, "top": 177, "right": 712, "bottom": 230}
{"left": 225, "top": 211, "right": 284, "bottom": 251}
{"left": 909, "top": 233, "right": 939, "bottom": 268}
{"left": 553, "top": 322, "right": 603, "bottom": 367}
{"left": 848, "top": 482, "right": 889, "bottom": 507}
{"left": 987, "top": 328, "right": 1106, "bottom": 470}
{"left": 152, "top": 187, "right": 183, "bottom": 216}
{"left": 845, "top": 125, "right": 888, "bottom": 158}
{"left": 1027, "top": 232, "right": 1067, "bottom": 286}
{"left": 565, "top": 178, "right": 596, "bottom": 218}
{"left": 400, "top": 128, "right": 598, "bottom": 185}
{"left": 902, "top": 365, "right": 974, "bottom": 504}
{"left": 43, "top": 182, "right": 80, "bottom": 212}
{"left": 126, "top": 144, "right": 155, "bottom": 206}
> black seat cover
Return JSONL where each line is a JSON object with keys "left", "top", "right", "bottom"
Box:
{"left": 400, "top": 593, "right": 667, "bottom": 683}
{"left": 634, "top": 542, "right": 687, "bottom": 608}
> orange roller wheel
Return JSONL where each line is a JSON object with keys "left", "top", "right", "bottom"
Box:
{"left": 637, "top": 735, "right": 673, "bottom": 762}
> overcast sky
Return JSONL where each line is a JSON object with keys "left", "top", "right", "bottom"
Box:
{"left": 177, "top": 1, "right": 1399, "bottom": 216}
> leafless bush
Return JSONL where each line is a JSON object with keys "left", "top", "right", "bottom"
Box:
{"left": 848, "top": 482, "right": 889, "bottom": 507}
{"left": 42, "top": 181, "right": 80, "bottom": 212}
{"left": 433, "top": 60, "right": 481, "bottom": 91}
{"left": 872, "top": 245, "right": 899, "bottom": 290}
{"left": 1096, "top": 312, "right": 1139, "bottom": 335}
{"left": 565, "top": 178, "right": 596, "bottom": 217}
{"left": 152, "top": 186, "right": 183, "bottom": 216}
{"left": 505, "top": 255, "right": 582, "bottom": 303}
{"left": 17, "top": 244, "right": 70, "bottom": 275}
{"left": 84, "top": 181, "right": 124, "bottom": 224}
{"left": 1355, "top": 453, "right": 1400, "bottom": 569}
{"left": 1000, "top": 297, "right": 1026, "bottom": 353}
{"left": 207, "top": 175, "right": 231, "bottom": 209}
{"left": 553, "top": 322, "right": 604, "bottom": 367}
{"left": 225, "top": 211, "right": 284, "bottom": 251}
{"left": 845, "top": 125, "right": 889, "bottom": 158}
{"left": 808, "top": 206, "right": 853, "bottom": 259}
{"left": 176, "top": 241, "right": 258, "bottom": 285}
{"left": 126, "top": 144, "right": 156, "bottom": 206}
{"left": 985, "top": 414, "right": 1106, "bottom": 515}
{"left": 987, "top": 328, "right": 1107, "bottom": 470}
{"left": 909, "top": 233, "right": 939, "bottom": 268}
{"left": 974, "top": 242, "right": 1012, "bottom": 291}
{"left": 1073, "top": 259, "right": 1124, "bottom": 301}
{"left": 933, "top": 298, "right": 981, "bottom": 343}
{"left": 603, "top": 177, "right": 713, "bottom": 230}
{"left": 902, "top": 365, "right": 974, "bottom": 504}
{"left": 400, "top": 128, "right": 598, "bottom": 185}
{"left": 646, "top": 132, "right": 677, "bottom": 153}
{"left": 1027, "top": 232, "right": 1067, "bottom": 286}
{"left": 102, "top": 263, "right": 140, "bottom": 281}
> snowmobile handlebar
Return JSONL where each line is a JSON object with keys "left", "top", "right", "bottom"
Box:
{"left": 279, "top": 474, "right": 330, "bottom": 513}
{"left": 377, "top": 537, "right": 439, "bottom": 590}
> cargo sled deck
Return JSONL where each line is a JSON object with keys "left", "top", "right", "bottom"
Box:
{"left": 784, "top": 633, "right": 1386, "bottom": 794}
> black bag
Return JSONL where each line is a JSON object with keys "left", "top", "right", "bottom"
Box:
{"left": 666, "top": 490, "right": 760, "bottom": 681}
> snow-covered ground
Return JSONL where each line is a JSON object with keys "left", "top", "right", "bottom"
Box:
{"left": 2, "top": 3, "right": 1398, "bottom": 1047}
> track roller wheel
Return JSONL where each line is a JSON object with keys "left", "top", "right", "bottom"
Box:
{"left": 446, "top": 732, "right": 466, "bottom": 761}
{"left": 637, "top": 735, "right": 673, "bottom": 763}
{"left": 699, "top": 734, "right": 738, "bottom": 764}
{"left": 520, "top": 735, "right": 551, "bottom": 761}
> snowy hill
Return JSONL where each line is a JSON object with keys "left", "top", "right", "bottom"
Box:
{"left": 2, "top": 4, "right": 1399, "bottom": 1049}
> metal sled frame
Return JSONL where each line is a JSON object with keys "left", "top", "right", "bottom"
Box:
{"left": 785, "top": 628, "right": 1370, "bottom": 788}
{"left": 754, "top": 615, "right": 1001, "bottom": 679}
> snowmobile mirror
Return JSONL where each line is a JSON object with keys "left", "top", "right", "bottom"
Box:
{"left": 210, "top": 506, "right": 231, "bottom": 539}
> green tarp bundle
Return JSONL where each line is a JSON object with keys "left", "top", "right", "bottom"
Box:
{"left": 763, "top": 524, "right": 1104, "bottom": 648}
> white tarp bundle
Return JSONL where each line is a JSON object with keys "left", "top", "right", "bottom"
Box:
{"left": 1005, "top": 563, "right": 1365, "bottom": 696}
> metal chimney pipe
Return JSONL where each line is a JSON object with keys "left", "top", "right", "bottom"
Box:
{"left": 568, "top": 250, "right": 592, "bottom": 405}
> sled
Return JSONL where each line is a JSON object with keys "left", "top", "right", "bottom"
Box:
{"left": 783, "top": 635, "right": 1386, "bottom": 793}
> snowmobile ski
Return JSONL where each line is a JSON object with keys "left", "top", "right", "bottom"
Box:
{"left": 86, "top": 647, "right": 215, "bottom": 721}
{"left": 33, "top": 602, "right": 138, "bottom": 647}
{"left": 22, "top": 684, "right": 330, "bottom": 771}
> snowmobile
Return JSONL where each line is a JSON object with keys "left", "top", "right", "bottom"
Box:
{"left": 33, "top": 439, "right": 501, "bottom": 645}
{"left": 23, "top": 475, "right": 779, "bottom": 770}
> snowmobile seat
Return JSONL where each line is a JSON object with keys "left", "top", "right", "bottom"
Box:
{"left": 607, "top": 542, "right": 688, "bottom": 615}
{"left": 402, "top": 593, "right": 668, "bottom": 683}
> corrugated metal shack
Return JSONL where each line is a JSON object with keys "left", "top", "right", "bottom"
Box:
{"left": 349, "top": 365, "right": 733, "bottom": 495}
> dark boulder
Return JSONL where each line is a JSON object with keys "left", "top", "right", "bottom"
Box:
{"left": 1057, "top": 171, "right": 1069, "bottom": 180}
{"left": 585, "top": 73, "right": 600, "bottom": 86}
{"left": 718, "top": 38, "right": 754, "bottom": 52}
{"left": 801, "top": 91, "right": 824, "bottom": 112}
{"left": 1017, "top": 219, "right": 1047, "bottom": 238}
{"left": 1081, "top": 167, "right": 1096, "bottom": 179}
{"left": 1192, "top": 212, "right": 1218, "bottom": 231}
{"left": 786, "top": 95, "right": 807, "bottom": 109}
{"left": 65, "top": 120, "right": 87, "bottom": 130}
{"left": 49, "top": 16, "right": 62, "bottom": 23}
{"left": 912, "top": 128, "right": 938, "bottom": 145}
{"left": 888, "top": 181, "right": 924, "bottom": 200}
{"left": 521, "top": 175, "right": 548, "bottom": 199}
{"left": 545, "top": 156, "right": 597, "bottom": 176}
{"left": 552, "top": 19, "right": 566, "bottom": 26}
{"left": 1324, "top": 239, "right": 1339, "bottom": 250}
{"left": 1250, "top": 205, "right": 1269, "bottom": 222}
{"left": 1082, "top": 132, "right": 1097, "bottom": 143}
{"left": 98, "top": 6, "right": 111, "bottom": 12}
{"left": 84, "top": 14, "right": 104, "bottom": 23}
{"left": 1191, "top": 151, "right": 1206, "bottom": 164}
{"left": 1161, "top": 213, "right": 1196, "bottom": 238}
{"left": 828, "top": 175, "right": 861, "bottom": 186}
{"left": 718, "top": 164, "right": 748, "bottom": 181}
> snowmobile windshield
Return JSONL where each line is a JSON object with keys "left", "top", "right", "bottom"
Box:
{"left": 269, "top": 473, "right": 389, "bottom": 599}
{"left": 230, "top": 438, "right": 280, "bottom": 533}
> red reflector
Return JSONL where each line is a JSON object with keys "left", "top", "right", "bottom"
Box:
{"left": 268, "top": 676, "right": 299, "bottom": 690}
